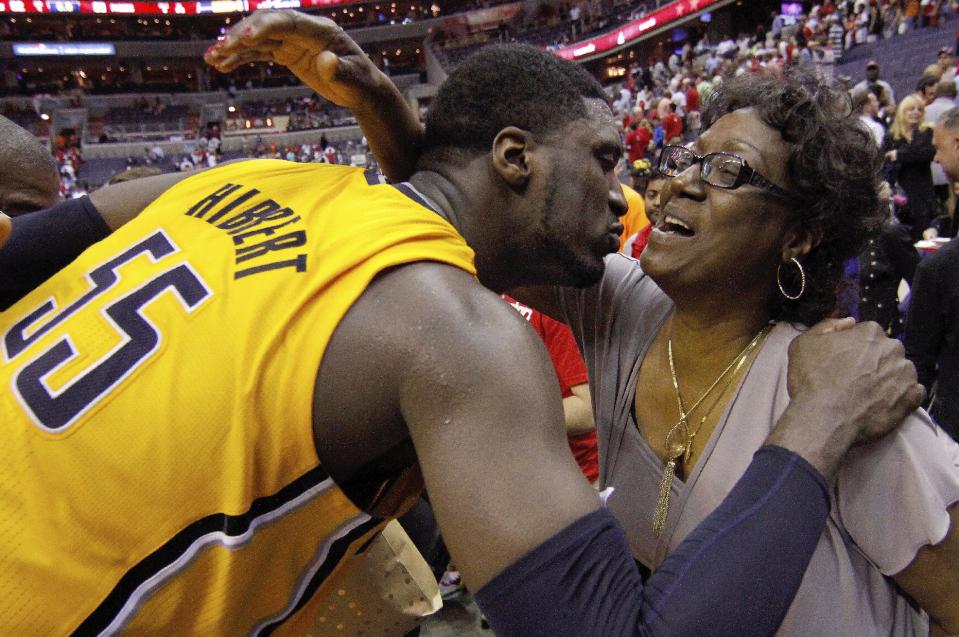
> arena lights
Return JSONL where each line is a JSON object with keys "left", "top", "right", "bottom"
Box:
{"left": 13, "top": 42, "right": 116, "bottom": 54}
{"left": 0, "top": 0, "right": 362, "bottom": 15}
{"left": 554, "top": 0, "right": 726, "bottom": 61}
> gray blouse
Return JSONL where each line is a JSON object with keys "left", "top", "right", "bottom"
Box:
{"left": 556, "top": 253, "right": 959, "bottom": 636}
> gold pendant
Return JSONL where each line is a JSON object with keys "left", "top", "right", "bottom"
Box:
{"left": 652, "top": 454, "right": 680, "bottom": 538}
{"left": 654, "top": 422, "right": 687, "bottom": 537}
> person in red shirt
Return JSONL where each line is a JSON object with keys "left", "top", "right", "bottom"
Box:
{"left": 662, "top": 103, "right": 684, "bottom": 144}
{"left": 624, "top": 120, "right": 652, "bottom": 163}
{"left": 502, "top": 295, "right": 598, "bottom": 483}
{"left": 684, "top": 80, "right": 700, "bottom": 113}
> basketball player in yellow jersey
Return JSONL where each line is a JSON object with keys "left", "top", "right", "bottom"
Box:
{"left": 2, "top": 159, "right": 472, "bottom": 634}
{"left": 2, "top": 20, "right": 923, "bottom": 637}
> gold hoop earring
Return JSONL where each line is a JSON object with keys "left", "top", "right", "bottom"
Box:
{"left": 777, "top": 257, "right": 805, "bottom": 301}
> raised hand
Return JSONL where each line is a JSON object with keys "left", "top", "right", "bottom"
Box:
{"left": 204, "top": 10, "right": 387, "bottom": 110}
{"left": 204, "top": 9, "right": 424, "bottom": 182}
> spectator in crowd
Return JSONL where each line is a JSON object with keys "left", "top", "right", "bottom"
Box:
{"left": 856, "top": 218, "right": 920, "bottom": 339}
{"left": 854, "top": 60, "right": 896, "bottom": 115}
{"left": 924, "top": 81, "right": 958, "bottom": 212}
{"left": 625, "top": 119, "right": 653, "bottom": 167}
{"left": 883, "top": 94, "right": 937, "bottom": 241}
{"left": 937, "top": 46, "right": 957, "bottom": 83}
{"left": 906, "top": 105, "right": 959, "bottom": 439}
{"left": 924, "top": 81, "right": 957, "bottom": 126}
{"left": 854, "top": 87, "right": 886, "bottom": 147}
{"left": 916, "top": 74, "right": 940, "bottom": 106}
{"left": 659, "top": 98, "right": 683, "bottom": 144}
{"left": 827, "top": 14, "right": 845, "bottom": 63}
{"left": 625, "top": 169, "right": 666, "bottom": 260}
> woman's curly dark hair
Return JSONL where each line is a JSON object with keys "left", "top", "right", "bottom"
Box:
{"left": 702, "top": 66, "right": 884, "bottom": 325}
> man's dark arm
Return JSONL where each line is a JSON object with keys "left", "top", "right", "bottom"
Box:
{"left": 477, "top": 446, "right": 829, "bottom": 636}
{"left": 0, "top": 197, "right": 109, "bottom": 310}
{"left": 0, "top": 168, "right": 220, "bottom": 311}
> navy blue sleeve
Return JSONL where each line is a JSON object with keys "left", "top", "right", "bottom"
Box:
{"left": 0, "top": 196, "right": 109, "bottom": 311}
{"left": 474, "top": 446, "right": 829, "bottom": 637}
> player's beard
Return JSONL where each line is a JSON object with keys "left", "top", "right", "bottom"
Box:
{"left": 537, "top": 184, "right": 606, "bottom": 288}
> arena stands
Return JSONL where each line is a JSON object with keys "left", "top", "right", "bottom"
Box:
{"left": 2, "top": 0, "right": 955, "bottom": 228}
{"left": 3, "top": 1, "right": 959, "bottom": 635}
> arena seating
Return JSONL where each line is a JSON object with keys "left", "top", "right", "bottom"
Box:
{"left": 835, "top": 14, "right": 956, "bottom": 102}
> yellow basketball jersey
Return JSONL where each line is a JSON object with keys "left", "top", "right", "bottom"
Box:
{"left": 0, "top": 160, "right": 476, "bottom": 635}
{"left": 618, "top": 184, "right": 649, "bottom": 253}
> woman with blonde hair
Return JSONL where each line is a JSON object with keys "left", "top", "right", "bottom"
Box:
{"left": 883, "top": 93, "right": 937, "bottom": 240}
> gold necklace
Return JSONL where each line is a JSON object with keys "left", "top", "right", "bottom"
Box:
{"left": 651, "top": 324, "right": 772, "bottom": 538}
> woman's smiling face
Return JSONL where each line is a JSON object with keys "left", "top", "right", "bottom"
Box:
{"left": 640, "top": 108, "right": 800, "bottom": 303}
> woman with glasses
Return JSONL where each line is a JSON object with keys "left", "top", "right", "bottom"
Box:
{"left": 529, "top": 68, "right": 959, "bottom": 635}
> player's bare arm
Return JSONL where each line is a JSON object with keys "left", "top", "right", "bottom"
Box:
{"left": 311, "top": 261, "right": 598, "bottom": 589}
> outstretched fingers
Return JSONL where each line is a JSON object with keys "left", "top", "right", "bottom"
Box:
{"left": 208, "top": 10, "right": 343, "bottom": 61}
{"left": 206, "top": 45, "right": 279, "bottom": 73}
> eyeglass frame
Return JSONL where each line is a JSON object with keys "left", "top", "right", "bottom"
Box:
{"left": 657, "top": 145, "right": 796, "bottom": 200}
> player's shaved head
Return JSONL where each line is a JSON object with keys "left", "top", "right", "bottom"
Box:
{"left": 0, "top": 115, "right": 61, "bottom": 216}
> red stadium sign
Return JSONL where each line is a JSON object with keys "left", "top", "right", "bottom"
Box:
{"left": 553, "top": 0, "right": 725, "bottom": 60}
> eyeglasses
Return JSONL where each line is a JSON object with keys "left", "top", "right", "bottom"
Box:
{"left": 658, "top": 145, "right": 795, "bottom": 200}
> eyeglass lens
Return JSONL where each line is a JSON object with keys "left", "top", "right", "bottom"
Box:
{"left": 663, "top": 147, "right": 743, "bottom": 188}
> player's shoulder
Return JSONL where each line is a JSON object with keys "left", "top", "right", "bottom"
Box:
{"left": 188, "top": 158, "right": 364, "bottom": 183}
{"left": 355, "top": 261, "right": 535, "bottom": 358}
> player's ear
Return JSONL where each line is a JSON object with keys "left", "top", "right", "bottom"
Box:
{"left": 490, "top": 127, "right": 534, "bottom": 189}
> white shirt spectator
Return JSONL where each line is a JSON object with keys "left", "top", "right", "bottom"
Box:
{"left": 668, "top": 53, "right": 681, "bottom": 72}
{"left": 670, "top": 90, "right": 687, "bottom": 117}
{"left": 853, "top": 78, "right": 896, "bottom": 110}
{"left": 859, "top": 114, "right": 885, "bottom": 147}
